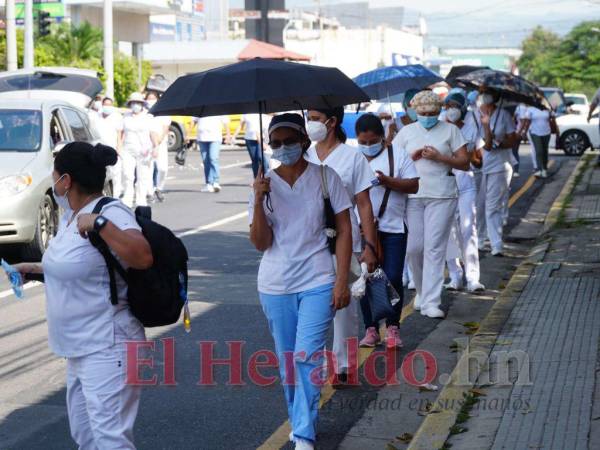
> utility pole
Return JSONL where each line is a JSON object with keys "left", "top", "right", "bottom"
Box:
{"left": 103, "top": 0, "right": 114, "bottom": 99}
{"left": 5, "top": 0, "right": 18, "bottom": 71}
{"left": 23, "top": 0, "right": 34, "bottom": 69}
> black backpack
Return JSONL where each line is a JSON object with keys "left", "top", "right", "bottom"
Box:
{"left": 89, "top": 198, "right": 189, "bottom": 327}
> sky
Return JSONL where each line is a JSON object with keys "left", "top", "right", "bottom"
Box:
{"left": 230, "top": 0, "right": 600, "bottom": 48}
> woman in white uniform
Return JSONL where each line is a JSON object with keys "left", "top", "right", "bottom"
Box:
{"left": 442, "top": 93, "right": 486, "bottom": 293}
{"left": 522, "top": 105, "right": 558, "bottom": 179}
{"left": 474, "top": 90, "right": 518, "bottom": 256}
{"left": 353, "top": 114, "right": 419, "bottom": 348}
{"left": 250, "top": 114, "right": 352, "bottom": 450}
{"left": 121, "top": 92, "right": 156, "bottom": 208}
{"left": 394, "top": 90, "right": 469, "bottom": 318}
{"left": 97, "top": 97, "right": 124, "bottom": 197}
{"left": 12, "top": 142, "right": 153, "bottom": 449}
{"left": 305, "top": 106, "right": 378, "bottom": 384}
{"left": 146, "top": 91, "right": 170, "bottom": 202}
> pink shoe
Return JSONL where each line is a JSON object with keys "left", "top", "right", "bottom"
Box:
{"left": 385, "top": 325, "right": 403, "bottom": 349}
{"left": 360, "top": 327, "right": 381, "bottom": 347}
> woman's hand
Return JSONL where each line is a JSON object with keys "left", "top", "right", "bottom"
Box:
{"left": 360, "top": 245, "right": 378, "bottom": 273}
{"left": 422, "top": 145, "right": 442, "bottom": 162}
{"left": 77, "top": 213, "right": 99, "bottom": 239}
{"left": 332, "top": 279, "right": 351, "bottom": 310}
{"left": 252, "top": 166, "right": 271, "bottom": 202}
{"left": 11, "top": 263, "right": 43, "bottom": 276}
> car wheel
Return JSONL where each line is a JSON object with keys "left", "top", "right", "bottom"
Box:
{"left": 168, "top": 124, "right": 183, "bottom": 152}
{"left": 21, "top": 194, "right": 57, "bottom": 261}
{"left": 560, "top": 130, "right": 590, "bottom": 156}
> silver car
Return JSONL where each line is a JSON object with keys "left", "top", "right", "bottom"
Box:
{"left": 0, "top": 68, "right": 102, "bottom": 260}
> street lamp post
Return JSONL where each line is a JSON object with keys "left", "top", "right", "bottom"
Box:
{"left": 5, "top": 0, "right": 18, "bottom": 71}
{"left": 103, "top": 0, "right": 114, "bottom": 99}
{"left": 23, "top": 0, "right": 34, "bottom": 69}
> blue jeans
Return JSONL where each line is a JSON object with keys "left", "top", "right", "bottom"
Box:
{"left": 198, "top": 141, "right": 221, "bottom": 184}
{"left": 360, "top": 231, "right": 407, "bottom": 328}
{"left": 246, "top": 139, "right": 270, "bottom": 177}
{"left": 259, "top": 283, "right": 335, "bottom": 443}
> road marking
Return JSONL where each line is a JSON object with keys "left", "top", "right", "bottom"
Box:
{"left": 0, "top": 281, "right": 41, "bottom": 300}
{"left": 257, "top": 298, "right": 417, "bottom": 450}
{"left": 508, "top": 160, "right": 556, "bottom": 208}
{"left": 221, "top": 161, "right": 250, "bottom": 169}
{"left": 176, "top": 212, "right": 248, "bottom": 238}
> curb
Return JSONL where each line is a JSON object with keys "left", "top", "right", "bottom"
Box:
{"left": 406, "top": 157, "right": 583, "bottom": 450}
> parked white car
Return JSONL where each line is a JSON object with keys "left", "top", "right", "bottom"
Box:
{"left": 565, "top": 93, "right": 589, "bottom": 116}
{"left": 0, "top": 68, "right": 103, "bottom": 260}
{"left": 552, "top": 112, "right": 600, "bottom": 156}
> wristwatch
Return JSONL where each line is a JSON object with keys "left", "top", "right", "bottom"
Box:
{"left": 93, "top": 215, "right": 109, "bottom": 233}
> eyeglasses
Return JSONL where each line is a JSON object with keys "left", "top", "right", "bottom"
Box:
{"left": 269, "top": 138, "right": 301, "bottom": 149}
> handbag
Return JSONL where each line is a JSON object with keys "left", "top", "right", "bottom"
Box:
{"left": 320, "top": 164, "right": 337, "bottom": 254}
{"left": 175, "top": 144, "right": 188, "bottom": 166}
{"left": 365, "top": 268, "right": 402, "bottom": 323}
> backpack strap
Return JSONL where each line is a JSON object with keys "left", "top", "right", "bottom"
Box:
{"left": 320, "top": 164, "right": 330, "bottom": 200}
{"left": 377, "top": 145, "right": 395, "bottom": 219}
{"left": 89, "top": 197, "right": 129, "bottom": 306}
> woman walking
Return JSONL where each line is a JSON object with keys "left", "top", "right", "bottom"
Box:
{"left": 353, "top": 114, "right": 419, "bottom": 348}
{"left": 12, "top": 142, "right": 153, "bottom": 449}
{"left": 250, "top": 114, "right": 352, "bottom": 450}
{"left": 394, "top": 90, "right": 469, "bottom": 318}
{"left": 304, "top": 106, "right": 378, "bottom": 383}
{"left": 523, "top": 105, "right": 558, "bottom": 179}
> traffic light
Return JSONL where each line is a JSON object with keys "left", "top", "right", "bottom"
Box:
{"left": 38, "top": 10, "right": 52, "bottom": 37}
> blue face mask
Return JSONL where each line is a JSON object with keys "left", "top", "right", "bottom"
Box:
{"left": 406, "top": 108, "right": 418, "bottom": 122}
{"left": 358, "top": 142, "right": 383, "bottom": 157}
{"left": 273, "top": 144, "right": 303, "bottom": 166}
{"left": 417, "top": 115, "right": 439, "bottom": 129}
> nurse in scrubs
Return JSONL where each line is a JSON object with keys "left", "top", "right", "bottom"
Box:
{"left": 305, "top": 106, "right": 378, "bottom": 384}
{"left": 12, "top": 142, "right": 153, "bottom": 449}
{"left": 394, "top": 90, "right": 470, "bottom": 318}
{"left": 250, "top": 114, "right": 352, "bottom": 450}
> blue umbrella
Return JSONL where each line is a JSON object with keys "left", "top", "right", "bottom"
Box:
{"left": 353, "top": 64, "right": 443, "bottom": 101}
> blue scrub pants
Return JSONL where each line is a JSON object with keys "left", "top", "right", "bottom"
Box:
{"left": 259, "top": 282, "right": 335, "bottom": 443}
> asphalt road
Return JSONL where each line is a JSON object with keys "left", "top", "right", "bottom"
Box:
{"left": 0, "top": 145, "right": 577, "bottom": 449}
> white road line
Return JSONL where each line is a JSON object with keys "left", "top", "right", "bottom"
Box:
{"left": 221, "top": 161, "right": 249, "bottom": 169}
{"left": 176, "top": 211, "right": 248, "bottom": 238}
{"left": 0, "top": 281, "right": 41, "bottom": 300}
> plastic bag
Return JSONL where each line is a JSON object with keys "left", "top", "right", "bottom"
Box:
{"left": 351, "top": 262, "right": 369, "bottom": 300}
{"left": 1, "top": 259, "right": 24, "bottom": 299}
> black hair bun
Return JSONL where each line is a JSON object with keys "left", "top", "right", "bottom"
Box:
{"left": 92, "top": 144, "right": 118, "bottom": 167}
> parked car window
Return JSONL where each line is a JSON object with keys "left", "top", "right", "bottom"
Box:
{"left": 0, "top": 109, "right": 42, "bottom": 152}
{"left": 50, "top": 110, "right": 67, "bottom": 147}
{"left": 62, "top": 108, "right": 90, "bottom": 141}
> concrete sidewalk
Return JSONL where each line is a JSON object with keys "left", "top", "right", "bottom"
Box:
{"left": 443, "top": 155, "right": 600, "bottom": 450}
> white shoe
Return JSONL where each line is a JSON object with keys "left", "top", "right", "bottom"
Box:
{"left": 541, "top": 170, "right": 548, "bottom": 179}
{"left": 422, "top": 307, "right": 445, "bottom": 319}
{"left": 201, "top": 184, "right": 215, "bottom": 193}
{"left": 444, "top": 280, "right": 462, "bottom": 291}
{"left": 213, "top": 182, "right": 222, "bottom": 192}
{"left": 289, "top": 432, "right": 294, "bottom": 442}
{"left": 513, "top": 172, "right": 520, "bottom": 178}
{"left": 491, "top": 247, "right": 504, "bottom": 257}
{"left": 413, "top": 295, "right": 422, "bottom": 311}
{"left": 534, "top": 170, "right": 542, "bottom": 178}
{"left": 467, "top": 281, "right": 486, "bottom": 293}
{"left": 295, "top": 438, "right": 314, "bottom": 450}
{"left": 408, "top": 280, "right": 416, "bottom": 290}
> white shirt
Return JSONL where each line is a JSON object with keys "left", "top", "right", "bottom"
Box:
{"left": 366, "top": 145, "right": 418, "bottom": 233}
{"left": 452, "top": 116, "right": 483, "bottom": 193}
{"left": 151, "top": 114, "right": 171, "bottom": 154}
{"left": 305, "top": 143, "right": 374, "bottom": 252}
{"left": 122, "top": 112, "right": 154, "bottom": 158}
{"left": 515, "top": 104, "right": 528, "bottom": 128}
{"left": 42, "top": 199, "right": 144, "bottom": 358}
{"left": 248, "top": 163, "right": 352, "bottom": 295}
{"left": 525, "top": 106, "right": 552, "bottom": 136}
{"left": 242, "top": 114, "right": 268, "bottom": 141}
{"left": 472, "top": 108, "right": 516, "bottom": 174}
{"left": 96, "top": 112, "right": 123, "bottom": 150}
{"left": 393, "top": 121, "right": 466, "bottom": 199}
{"left": 196, "top": 116, "right": 228, "bottom": 142}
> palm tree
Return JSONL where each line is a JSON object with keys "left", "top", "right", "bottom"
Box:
{"left": 39, "top": 21, "right": 103, "bottom": 68}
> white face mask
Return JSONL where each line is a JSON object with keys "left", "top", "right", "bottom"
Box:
{"left": 445, "top": 107, "right": 462, "bottom": 123}
{"left": 146, "top": 100, "right": 156, "bottom": 109}
{"left": 52, "top": 174, "right": 71, "bottom": 211}
{"left": 478, "top": 94, "right": 495, "bottom": 106}
{"left": 130, "top": 103, "right": 143, "bottom": 114}
{"left": 306, "top": 120, "right": 329, "bottom": 143}
{"left": 102, "top": 105, "right": 115, "bottom": 116}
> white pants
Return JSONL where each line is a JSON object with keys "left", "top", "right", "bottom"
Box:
{"left": 446, "top": 189, "right": 481, "bottom": 285}
{"left": 407, "top": 198, "right": 457, "bottom": 311}
{"left": 108, "top": 156, "right": 123, "bottom": 198}
{"left": 121, "top": 151, "right": 153, "bottom": 208}
{"left": 478, "top": 169, "right": 513, "bottom": 253}
{"left": 66, "top": 314, "right": 145, "bottom": 450}
{"left": 332, "top": 255, "right": 361, "bottom": 374}
{"left": 155, "top": 146, "right": 169, "bottom": 191}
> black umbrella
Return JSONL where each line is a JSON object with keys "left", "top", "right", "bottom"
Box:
{"left": 454, "top": 68, "right": 550, "bottom": 109}
{"left": 445, "top": 65, "right": 490, "bottom": 86}
{"left": 151, "top": 58, "right": 368, "bottom": 177}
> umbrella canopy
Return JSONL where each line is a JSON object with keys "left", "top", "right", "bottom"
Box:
{"left": 353, "top": 64, "right": 443, "bottom": 100}
{"left": 150, "top": 58, "right": 369, "bottom": 117}
{"left": 454, "top": 68, "right": 550, "bottom": 109}
{"left": 445, "top": 65, "right": 490, "bottom": 86}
